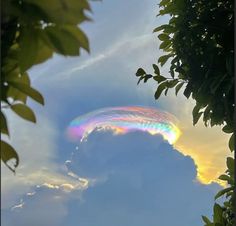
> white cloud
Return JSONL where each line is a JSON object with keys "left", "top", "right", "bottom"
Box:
{"left": 1, "top": 110, "right": 88, "bottom": 210}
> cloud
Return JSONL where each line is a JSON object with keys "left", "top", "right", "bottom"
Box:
{"left": 155, "top": 89, "right": 231, "bottom": 184}
{"left": 62, "top": 131, "right": 220, "bottom": 226}
{"left": 2, "top": 130, "right": 220, "bottom": 226}
{"left": 1, "top": 110, "right": 88, "bottom": 212}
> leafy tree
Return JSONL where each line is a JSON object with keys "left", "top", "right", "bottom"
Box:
{"left": 135, "top": 0, "right": 234, "bottom": 225}
{"left": 1, "top": 0, "right": 91, "bottom": 172}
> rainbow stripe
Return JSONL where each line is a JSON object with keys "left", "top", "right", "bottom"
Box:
{"left": 67, "top": 106, "right": 181, "bottom": 144}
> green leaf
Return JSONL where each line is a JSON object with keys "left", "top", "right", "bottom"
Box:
{"left": 18, "top": 27, "right": 38, "bottom": 72}
{"left": 25, "top": 0, "right": 91, "bottom": 25}
{"left": 166, "top": 79, "right": 178, "bottom": 88}
{"left": 218, "top": 175, "right": 234, "bottom": 184}
{"left": 143, "top": 74, "right": 153, "bottom": 83}
{"left": 158, "top": 54, "right": 173, "bottom": 66}
{"left": 136, "top": 68, "right": 146, "bottom": 77}
{"left": 34, "top": 36, "right": 53, "bottom": 65}
{"left": 153, "top": 26, "right": 165, "bottom": 33}
{"left": 159, "top": 0, "right": 170, "bottom": 7}
{"left": 137, "top": 75, "right": 145, "bottom": 85}
{"left": 1, "top": 140, "right": 19, "bottom": 173}
{"left": 183, "top": 83, "right": 192, "bottom": 98}
{"left": 62, "top": 26, "right": 89, "bottom": 53}
{"left": 153, "top": 24, "right": 170, "bottom": 33}
{"left": 153, "top": 75, "right": 167, "bottom": 83}
{"left": 6, "top": 73, "right": 31, "bottom": 103}
{"left": 152, "top": 64, "right": 160, "bottom": 75}
{"left": 228, "top": 134, "right": 234, "bottom": 152}
{"left": 8, "top": 82, "right": 44, "bottom": 105}
{"left": 45, "top": 25, "right": 89, "bottom": 56}
{"left": 0, "top": 111, "right": 9, "bottom": 135}
{"left": 226, "top": 157, "right": 234, "bottom": 174}
{"left": 222, "top": 124, "right": 233, "bottom": 133}
{"left": 192, "top": 104, "right": 203, "bottom": 125}
{"left": 158, "top": 33, "right": 170, "bottom": 41}
{"left": 154, "top": 81, "right": 168, "bottom": 99}
{"left": 202, "top": 215, "right": 212, "bottom": 224}
{"left": 160, "top": 40, "right": 171, "bottom": 49}
{"left": 11, "top": 104, "right": 36, "bottom": 123}
{"left": 164, "top": 88, "right": 169, "bottom": 96}
{"left": 175, "top": 82, "right": 184, "bottom": 95}
{"left": 213, "top": 203, "right": 223, "bottom": 223}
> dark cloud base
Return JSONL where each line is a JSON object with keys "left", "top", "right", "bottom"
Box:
{"left": 2, "top": 131, "right": 218, "bottom": 226}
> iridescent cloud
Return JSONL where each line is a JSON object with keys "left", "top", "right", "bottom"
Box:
{"left": 67, "top": 106, "right": 181, "bottom": 145}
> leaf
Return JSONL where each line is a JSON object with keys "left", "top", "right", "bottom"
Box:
{"left": 1, "top": 140, "right": 19, "bottom": 173}
{"left": 158, "top": 54, "right": 173, "bottom": 66}
{"left": 154, "top": 81, "right": 168, "bottom": 99}
{"left": 153, "top": 24, "right": 169, "bottom": 33}
{"left": 152, "top": 64, "right": 160, "bottom": 75}
{"left": 228, "top": 134, "right": 234, "bottom": 152}
{"left": 18, "top": 27, "right": 38, "bottom": 72}
{"left": 218, "top": 175, "right": 234, "bottom": 184}
{"left": 11, "top": 104, "right": 36, "bottom": 123}
{"left": 143, "top": 74, "right": 153, "bottom": 83}
{"left": 213, "top": 203, "right": 223, "bottom": 223}
{"left": 183, "top": 83, "right": 192, "bottom": 99}
{"left": 160, "top": 40, "right": 171, "bottom": 49}
{"left": 34, "top": 36, "right": 53, "bottom": 65}
{"left": 158, "top": 33, "right": 170, "bottom": 41}
{"left": 175, "top": 82, "right": 184, "bottom": 95}
{"left": 136, "top": 68, "right": 146, "bottom": 77}
{"left": 226, "top": 157, "right": 234, "bottom": 174}
{"left": 8, "top": 82, "right": 44, "bottom": 105}
{"left": 164, "top": 88, "right": 169, "bottom": 96}
{"left": 25, "top": 0, "right": 91, "bottom": 25}
{"left": 0, "top": 111, "right": 9, "bottom": 135}
{"left": 6, "top": 73, "right": 31, "bottom": 103}
{"left": 202, "top": 216, "right": 212, "bottom": 224}
{"left": 159, "top": 0, "right": 170, "bottom": 7}
{"left": 166, "top": 79, "right": 178, "bottom": 88}
{"left": 222, "top": 124, "right": 233, "bottom": 133}
{"left": 153, "top": 75, "right": 167, "bottom": 83}
{"left": 62, "top": 26, "right": 90, "bottom": 53}
{"left": 45, "top": 25, "right": 89, "bottom": 56}
{"left": 192, "top": 103, "right": 203, "bottom": 125}
{"left": 137, "top": 75, "right": 144, "bottom": 85}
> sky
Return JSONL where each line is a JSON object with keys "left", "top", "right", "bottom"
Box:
{"left": 1, "top": 0, "right": 231, "bottom": 226}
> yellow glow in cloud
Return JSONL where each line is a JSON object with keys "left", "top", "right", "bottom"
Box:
{"left": 159, "top": 90, "right": 231, "bottom": 185}
{"left": 174, "top": 123, "right": 230, "bottom": 185}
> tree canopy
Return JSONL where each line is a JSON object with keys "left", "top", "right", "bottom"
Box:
{"left": 135, "top": 0, "right": 234, "bottom": 225}
{"left": 1, "top": 0, "right": 91, "bottom": 172}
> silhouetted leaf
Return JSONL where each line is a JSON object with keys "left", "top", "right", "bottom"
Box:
{"left": 228, "top": 134, "right": 234, "bottom": 152}
{"left": 226, "top": 157, "right": 234, "bottom": 174}
{"left": 152, "top": 64, "right": 160, "bottom": 75}
{"left": 11, "top": 104, "right": 36, "bottom": 123}
{"left": 153, "top": 75, "right": 167, "bottom": 83}
{"left": 218, "top": 175, "right": 234, "bottom": 184}
{"left": 222, "top": 124, "right": 233, "bottom": 133}
{"left": 143, "top": 74, "right": 153, "bottom": 83}
{"left": 175, "top": 82, "right": 184, "bottom": 95}
{"left": 158, "top": 54, "right": 173, "bottom": 66}
{"left": 1, "top": 140, "right": 19, "bottom": 173}
{"left": 202, "top": 216, "right": 212, "bottom": 224}
{"left": 0, "top": 111, "right": 9, "bottom": 135}
{"left": 215, "top": 187, "right": 233, "bottom": 200}
{"left": 213, "top": 204, "right": 223, "bottom": 223}
{"left": 158, "top": 33, "right": 170, "bottom": 41}
{"left": 154, "top": 81, "right": 167, "bottom": 99}
{"left": 8, "top": 82, "right": 44, "bottom": 105}
{"left": 136, "top": 68, "right": 146, "bottom": 77}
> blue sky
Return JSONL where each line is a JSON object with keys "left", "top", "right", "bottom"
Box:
{"left": 1, "top": 0, "right": 229, "bottom": 226}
